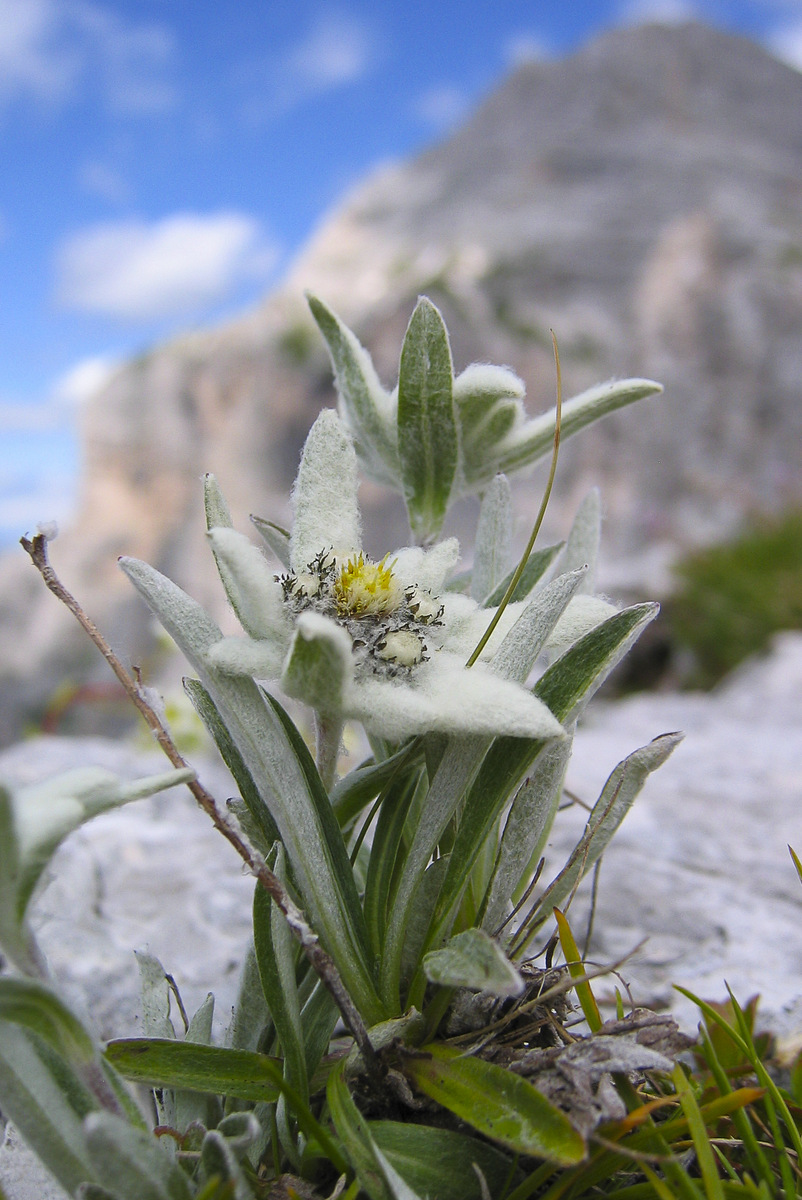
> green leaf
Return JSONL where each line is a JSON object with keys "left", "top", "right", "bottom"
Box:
{"left": 489, "top": 378, "right": 664, "bottom": 480}
{"left": 472, "top": 474, "right": 513, "bottom": 604}
{"left": 397, "top": 298, "right": 457, "bottom": 539}
{"left": 183, "top": 678, "right": 279, "bottom": 854}
{"left": 84, "top": 1113, "right": 194, "bottom": 1200}
{"left": 404, "top": 1044, "right": 585, "bottom": 1163}
{"left": 307, "top": 293, "right": 398, "bottom": 485}
{"left": 249, "top": 513, "right": 291, "bottom": 567}
{"left": 0, "top": 976, "right": 97, "bottom": 1066}
{"left": 0, "top": 767, "right": 193, "bottom": 973}
{"left": 414, "top": 604, "right": 659, "bottom": 972}
{"left": 330, "top": 740, "right": 424, "bottom": 832}
{"left": 483, "top": 543, "right": 564, "bottom": 608}
{"left": 105, "top": 1039, "right": 284, "bottom": 1104}
{"left": 559, "top": 488, "right": 601, "bottom": 593}
{"left": 524, "top": 732, "right": 684, "bottom": 937}
{"left": 328, "top": 1062, "right": 424, "bottom": 1200}
{"left": 225, "top": 942, "right": 271, "bottom": 1053}
{"left": 200, "top": 1126, "right": 255, "bottom": 1200}
{"left": 106, "top": 1036, "right": 345, "bottom": 1170}
{"left": 363, "top": 763, "right": 426, "bottom": 962}
{"left": 369, "top": 1120, "right": 516, "bottom": 1200}
{"left": 553, "top": 908, "right": 602, "bottom": 1032}
{"left": 481, "top": 737, "right": 573, "bottom": 936}
{"left": 423, "top": 929, "right": 523, "bottom": 997}
{"left": 253, "top": 854, "right": 308, "bottom": 1103}
{"left": 120, "top": 558, "right": 383, "bottom": 1024}
{"left": 0, "top": 1021, "right": 100, "bottom": 1193}
{"left": 536, "top": 602, "right": 659, "bottom": 723}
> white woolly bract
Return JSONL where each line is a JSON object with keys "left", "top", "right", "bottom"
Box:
{"left": 207, "top": 634, "right": 287, "bottom": 679}
{"left": 546, "top": 595, "right": 619, "bottom": 653}
{"left": 454, "top": 363, "right": 526, "bottom": 402}
{"left": 438, "top": 593, "right": 529, "bottom": 660}
{"left": 389, "top": 538, "right": 460, "bottom": 593}
{"left": 207, "top": 527, "right": 286, "bottom": 639}
{"left": 290, "top": 409, "right": 361, "bottom": 573}
{"left": 345, "top": 654, "right": 564, "bottom": 742}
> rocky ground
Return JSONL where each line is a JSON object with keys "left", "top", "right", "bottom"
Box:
{"left": 1, "top": 631, "right": 801, "bottom": 1196}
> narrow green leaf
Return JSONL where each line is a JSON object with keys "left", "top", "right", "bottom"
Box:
{"left": 415, "top": 604, "right": 660, "bottom": 974}
{"left": 472, "top": 474, "right": 513, "bottom": 604}
{"left": 330, "top": 739, "right": 424, "bottom": 831}
{"left": 105, "top": 1037, "right": 346, "bottom": 1171}
{"left": 559, "top": 488, "right": 601, "bottom": 593}
{"left": 105, "top": 1038, "right": 287, "bottom": 1103}
{"left": 553, "top": 908, "right": 602, "bottom": 1032}
{"left": 0, "top": 976, "right": 96, "bottom": 1066}
{"left": 789, "top": 844, "right": 802, "bottom": 886}
{"left": 490, "top": 378, "right": 664, "bottom": 480}
{"left": 306, "top": 292, "right": 398, "bottom": 484}
{"left": 0, "top": 1021, "right": 99, "bottom": 1193}
{"left": 183, "top": 677, "right": 279, "bottom": 853}
{"left": 397, "top": 298, "right": 457, "bottom": 539}
{"left": 672, "top": 1063, "right": 725, "bottom": 1200}
{"left": 525, "top": 732, "right": 684, "bottom": 937}
{"left": 482, "top": 736, "right": 573, "bottom": 936}
{"left": 328, "top": 1062, "right": 423, "bottom": 1200}
{"left": 249, "top": 513, "right": 291, "bottom": 567}
{"left": 380, "top": 736, "right": 491, "bottom": 1009}
{"left": 85, "top": 1113, "right": 193, "bottom": 1200}
{"left": 483, "top": 543, "right": 564, "bottom": 607}
{"left": 404, "top": 1044, "right": 585, "bottom": 1163}
{"left": 369, "top": 1121, "right": 516, "bottom": 1200}
{"left": 363, "top": 764, "right": 426, "bottom": 961}
{"left": 253, "top": 857, "right": 309, "bottom": 1102}
{"left": 200, "top": 1128, "right": 254, "bottom": 1200}
{"left": 423, "top": 929, "right": 523, "bottom": 997}
{"left": 225, "top": 942, "right": 271, "bottom": 1053}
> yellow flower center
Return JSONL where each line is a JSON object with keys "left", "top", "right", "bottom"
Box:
{"left": 333, "top": 553, "right": 403, "bottom": 617}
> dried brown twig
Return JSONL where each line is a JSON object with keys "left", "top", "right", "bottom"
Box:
{"left": 20, "top": 532, "right": 381, "bottom": 1083}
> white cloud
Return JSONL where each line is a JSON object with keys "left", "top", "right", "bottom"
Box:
{"left": 414, "top": 85, "right": 470, "bottom": 131}
{"left": 504, "top": 32, "right": 550, "bottom": 66}
{"left": 55, "top": 212, "right": 279, "bottom": 321}
{"left": 243, "top": 10, "right": 376, "bottom": 121}
{"left": 617, "top": 0, "right": 700, "bottom": 24}
{"left": 0, "top": 0, "right": 176, "bottom": 116}
{"left": 78, "top": 161, "right": 131, "bottom": 205}
{"left": 51, "top": 355, "right": 116, "bottom": 406}
{"left": 765, "top": 21, "right": 802, "bottom": 70}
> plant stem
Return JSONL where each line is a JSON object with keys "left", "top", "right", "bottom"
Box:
{"left": 315, "top": 711, "right": 343, "bottom": 791}
{"left": 20, "top": 533, "right": 382, "bottom": 1087}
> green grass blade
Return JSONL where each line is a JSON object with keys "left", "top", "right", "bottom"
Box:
{"left": 672, "top": 1063, "right": 724, "bottom": 1200}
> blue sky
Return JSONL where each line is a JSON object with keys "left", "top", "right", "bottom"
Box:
{"left": 1, "top": 0, "right": 800, "bottom": 544}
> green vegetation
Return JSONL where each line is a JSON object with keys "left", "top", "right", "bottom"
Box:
{"left": 669, "top": 508, "right": 802, "bottom": 688}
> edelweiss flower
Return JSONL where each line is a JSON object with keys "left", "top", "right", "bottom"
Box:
{"left": 206, "top": 409, "right": 568, "bottom": 743}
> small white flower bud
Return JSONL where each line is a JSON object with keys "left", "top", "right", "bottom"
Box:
{"left": 377, "top": 629, "right": 425, "bottom": 668}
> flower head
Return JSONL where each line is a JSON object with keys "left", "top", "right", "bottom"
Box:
{"left": 205, "top": 409, "right": 570, "bottom": 743}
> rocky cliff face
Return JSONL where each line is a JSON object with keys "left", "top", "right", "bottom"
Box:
{"left": 3, "top": 20, "right": 802, "bottom": 741}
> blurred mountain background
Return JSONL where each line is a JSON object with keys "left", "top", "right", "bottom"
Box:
{"left": 2, "top": 18, "right": 801, "bottom": 742}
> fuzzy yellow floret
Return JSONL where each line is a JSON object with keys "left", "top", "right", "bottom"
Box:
{"left": 334, "top": 553, "right": 403, "bottom": 616}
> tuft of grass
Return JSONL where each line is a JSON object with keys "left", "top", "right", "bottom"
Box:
{"left": 668, "top": 508, "right": 802, "bottom": 688}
